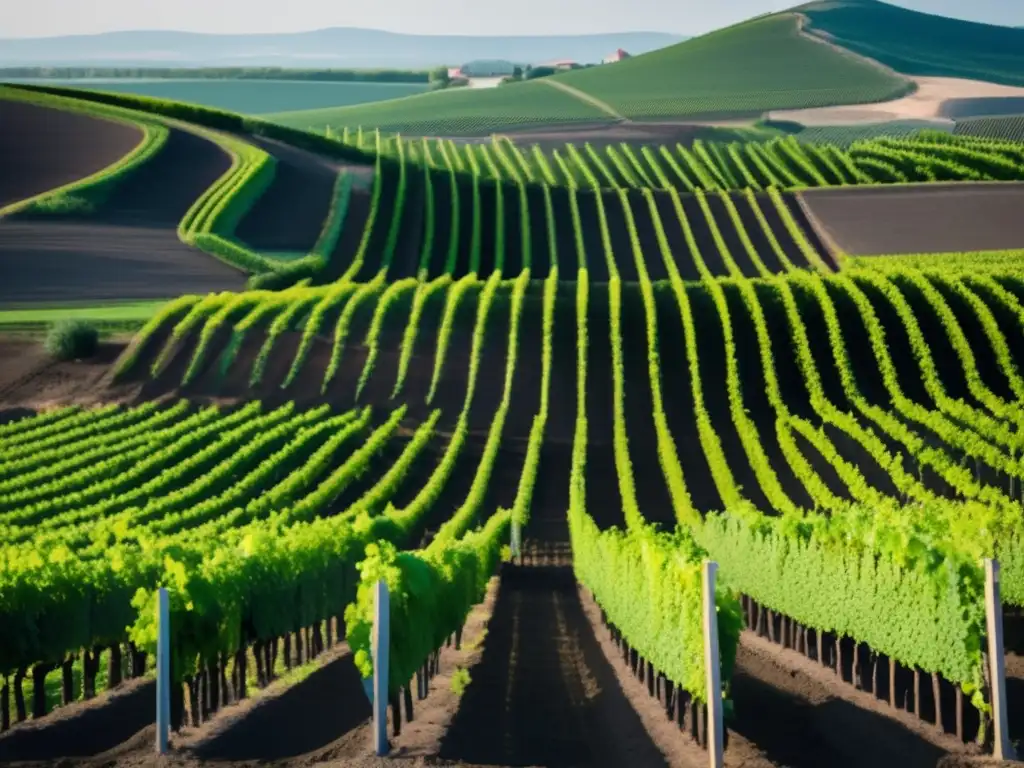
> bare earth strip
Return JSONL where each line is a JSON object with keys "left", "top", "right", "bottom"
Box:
{"left": 798, "top": 183, "right": 1024, "bottom": 256}
{"left": 768, "top": 76, "right": 1024, "bottom": 126}
{"left": 234, "top": 136, "right": 345, "bottom": 253}
{"left": 543, "top": 79, "right": 626, "bottom": 121}
{"left": 0, "top": 99, "right": 142, "bottom": 208}
{"left": 0, "top": 222, "right": 245, "bottom": 307}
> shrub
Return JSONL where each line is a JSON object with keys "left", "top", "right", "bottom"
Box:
{"left": 45, "top": 320, "right": 99, "bottom": 361}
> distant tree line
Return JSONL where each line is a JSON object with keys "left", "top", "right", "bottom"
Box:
{"left": 0, "top": 67, "right": 431, "bottom": 83}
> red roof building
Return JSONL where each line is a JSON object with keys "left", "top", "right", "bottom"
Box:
{"left": 602, "top": 48, "right": 630, "bottom": 64}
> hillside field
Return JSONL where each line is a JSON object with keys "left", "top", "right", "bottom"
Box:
{"left": 1, "top": 78, "right": 430, "bottom": 115}
{"left": 802, "top": 0, "right": 1024, "bottom": 86}
{"left": 270, "top": 13, "right": 911, "bottom": 135}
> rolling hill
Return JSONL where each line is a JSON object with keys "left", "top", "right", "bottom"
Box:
{"left": 271, "top": 12, "right": 910, "bottom": 135}
{"left": 801, "top": 0, "right": 1024, "bottom": 85}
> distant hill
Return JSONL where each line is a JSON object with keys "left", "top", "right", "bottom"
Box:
{"left": 271, "top": 13, "right": 909, "bottom": 135}
{"left": 886, "top": 1, "right": 1024, "bottom": 28}
{"left": 0, "top": 28, "right": 683, "bottom": 69}
{"left": 801, "top": 0, "right": 1024, "bottom": 85}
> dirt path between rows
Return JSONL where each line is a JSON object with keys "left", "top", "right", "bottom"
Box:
{"left": 544, "top": 79, "right": 626, "bottom": 122}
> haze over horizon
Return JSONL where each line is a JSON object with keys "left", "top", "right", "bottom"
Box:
{"left": 4, "top": 0, "right": 1023, "bottom": 39}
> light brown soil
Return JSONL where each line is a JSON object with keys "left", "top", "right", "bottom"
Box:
{"left": 768, "top": 77, "right": 1024, "bottom": 126}
{"left": 0, "top": 336, "right": 140, "bottom": 412}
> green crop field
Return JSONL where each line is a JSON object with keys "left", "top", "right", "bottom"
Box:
{"left": 336, "top": 129, "right": 1024, "bottom": 198}
{"left": 955, "top": 114, "right": 1024, "bottom": 142}
{"left": 5, "top": 18, "right": 1024, "bottom": 762}
{"left": 270, "top": 78, "right": 611, "bottom": 135}
{"left": 553, "top": 13, "right": 910, "bottom": 120}
{"left": 802, "top": 0, "right": 1024, "bottom": 86}
{"left": 269, "top": 13, "right": 910, "bottom": 135}
{"left": 774, "top": 119, "right": 953, "bottom": 147}
{"left": 2, "top": 78, "right": 429, "bottom": 115}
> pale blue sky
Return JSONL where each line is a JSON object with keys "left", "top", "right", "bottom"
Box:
{"left": 4, "top": 0, "right": 1022, "bottom": 38}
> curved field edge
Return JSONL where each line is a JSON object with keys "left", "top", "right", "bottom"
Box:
{"left": 0, "top": 91, "right": 169, "bottom": 219}
{"left": 0, "top": 85, "right": 321, "bottom": 280}
{"left": 268, "top": 12, "right": 913, "bottom": 135}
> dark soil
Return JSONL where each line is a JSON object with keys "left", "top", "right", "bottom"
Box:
{"left": 602, "top": 190, "right": 637, "bottom": 282}
{"left": 969, "top": 279, "right": 1024, "bottom": 386}
{"left": 619, "top": 283, "right": 677, "bottom": 529}
{"left": 652, "top": 284, "right": 723, "bottom": 514}
{"left": 729, "top": 192, "right": 785, "bottom": 274}
{"left": 523, "top": 183, "right": 551, "bottom": 278}
{"left": 679, "top": 194, "right": 729, "bottom": 277}
{"left": 0, "top": 221, "right": 245, "bottom": 307}
{"left": 387, "top": 173, "right": 426, "bottom": 280}
{"left": 689, "top": 285, "right": 773, "bottom": 513}
{"left": 500, "top": 182, "right": 524, "bottom": 277}
{"left": 548, "top": 187, "right": 579, "bottom": 277}
{"left": 545, "top": 283, "right": 580, "bottom": 447}
{"left": 847, "top": 276, "right": 935, "bottom": 407}
{"left": 91, "top": 128, "right": 232, "bottom": 227}
{"left": 799, "top": 183, "right": 1024, "bottom": 257}
{"left": 750, "top": 191, "right": 813, "bottom": 271}
{"left": 0, "top": 98, "right": 141, "bottom": 209}
{"left": 730, "top": 634, "right": 956, "bottom": 768}
{"left": 234, "top": 137, "right": 339, "bottom": 254}
{"left": 722, "top": 283, "right": 815, "bottom": 509}
{"left": 576, "top": 191, "right": 609, "bottom": 282}
{"left": 926, "top": 277, "right": 1015, "bottom": 402}
{"left": 705, "top": 193, "right": 760, "bottom": 277}
{"left": 476, "top": 182, "right": 498, "bottom": 278}
{"left": 625, "top": 189, "right": 668, "bottom": 281}
{"left": 438, "top": 560, "right": 671, "bottom": 768}
{"left": 426, "top": 168, "right": 454, "bottom": 278}
{"left": 583, "top": 285, "right": 625, "bottom": 531}
{"left": 184, "top": 649, "right": 371, "bottom": 762}
{"left": 321, "top": 188, "right": 372, "bottom": 281}
{"left": 0, "top": 337, "right": 133, "bottom": 410}
{"left": 650, "top": 190, "right": 701, "bottom": 281}
{"left": 451, "top": 175, "right": 476, "bottom": 280}
{"left": 0, "top": 679, "right": 154, "bottom": 762}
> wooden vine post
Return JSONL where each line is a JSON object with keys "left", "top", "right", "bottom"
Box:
{"left": 984, "top": 559, "right": 1016, "bottom": 761}
{"left": 511, "top": 518, "right": 522, "bottom": 564}
{"left": 372, "top": 579, "right": 391, "bottom": 757}
{"left": 155, "top": 587, "right": 170, "bottom": 755}
{"left": 702, "top": 561, "right": 725, "bottom": 768}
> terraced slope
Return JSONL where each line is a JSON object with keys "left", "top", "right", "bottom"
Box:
{"left": 269, "top": 13, "right": 910, "bottom": 135}
{"left": 802, "top": 0, "right": 1024, "bottom": 85}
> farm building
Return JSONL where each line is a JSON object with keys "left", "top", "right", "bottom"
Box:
{"left": 538, "top": 59, "right": 580, "bottom": 70}
{"left": 459, "top": 59, "right": 518, "bottom": 77}
{"left": 603, "top": 48, "right": 631, "bottom": 63}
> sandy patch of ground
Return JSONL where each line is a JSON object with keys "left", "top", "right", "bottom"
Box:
{"left": 466, "top": 76, "right": 507, "bottom": 89}
{"left": 768, "top": 76, "right": 1024, "bottom": 126}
